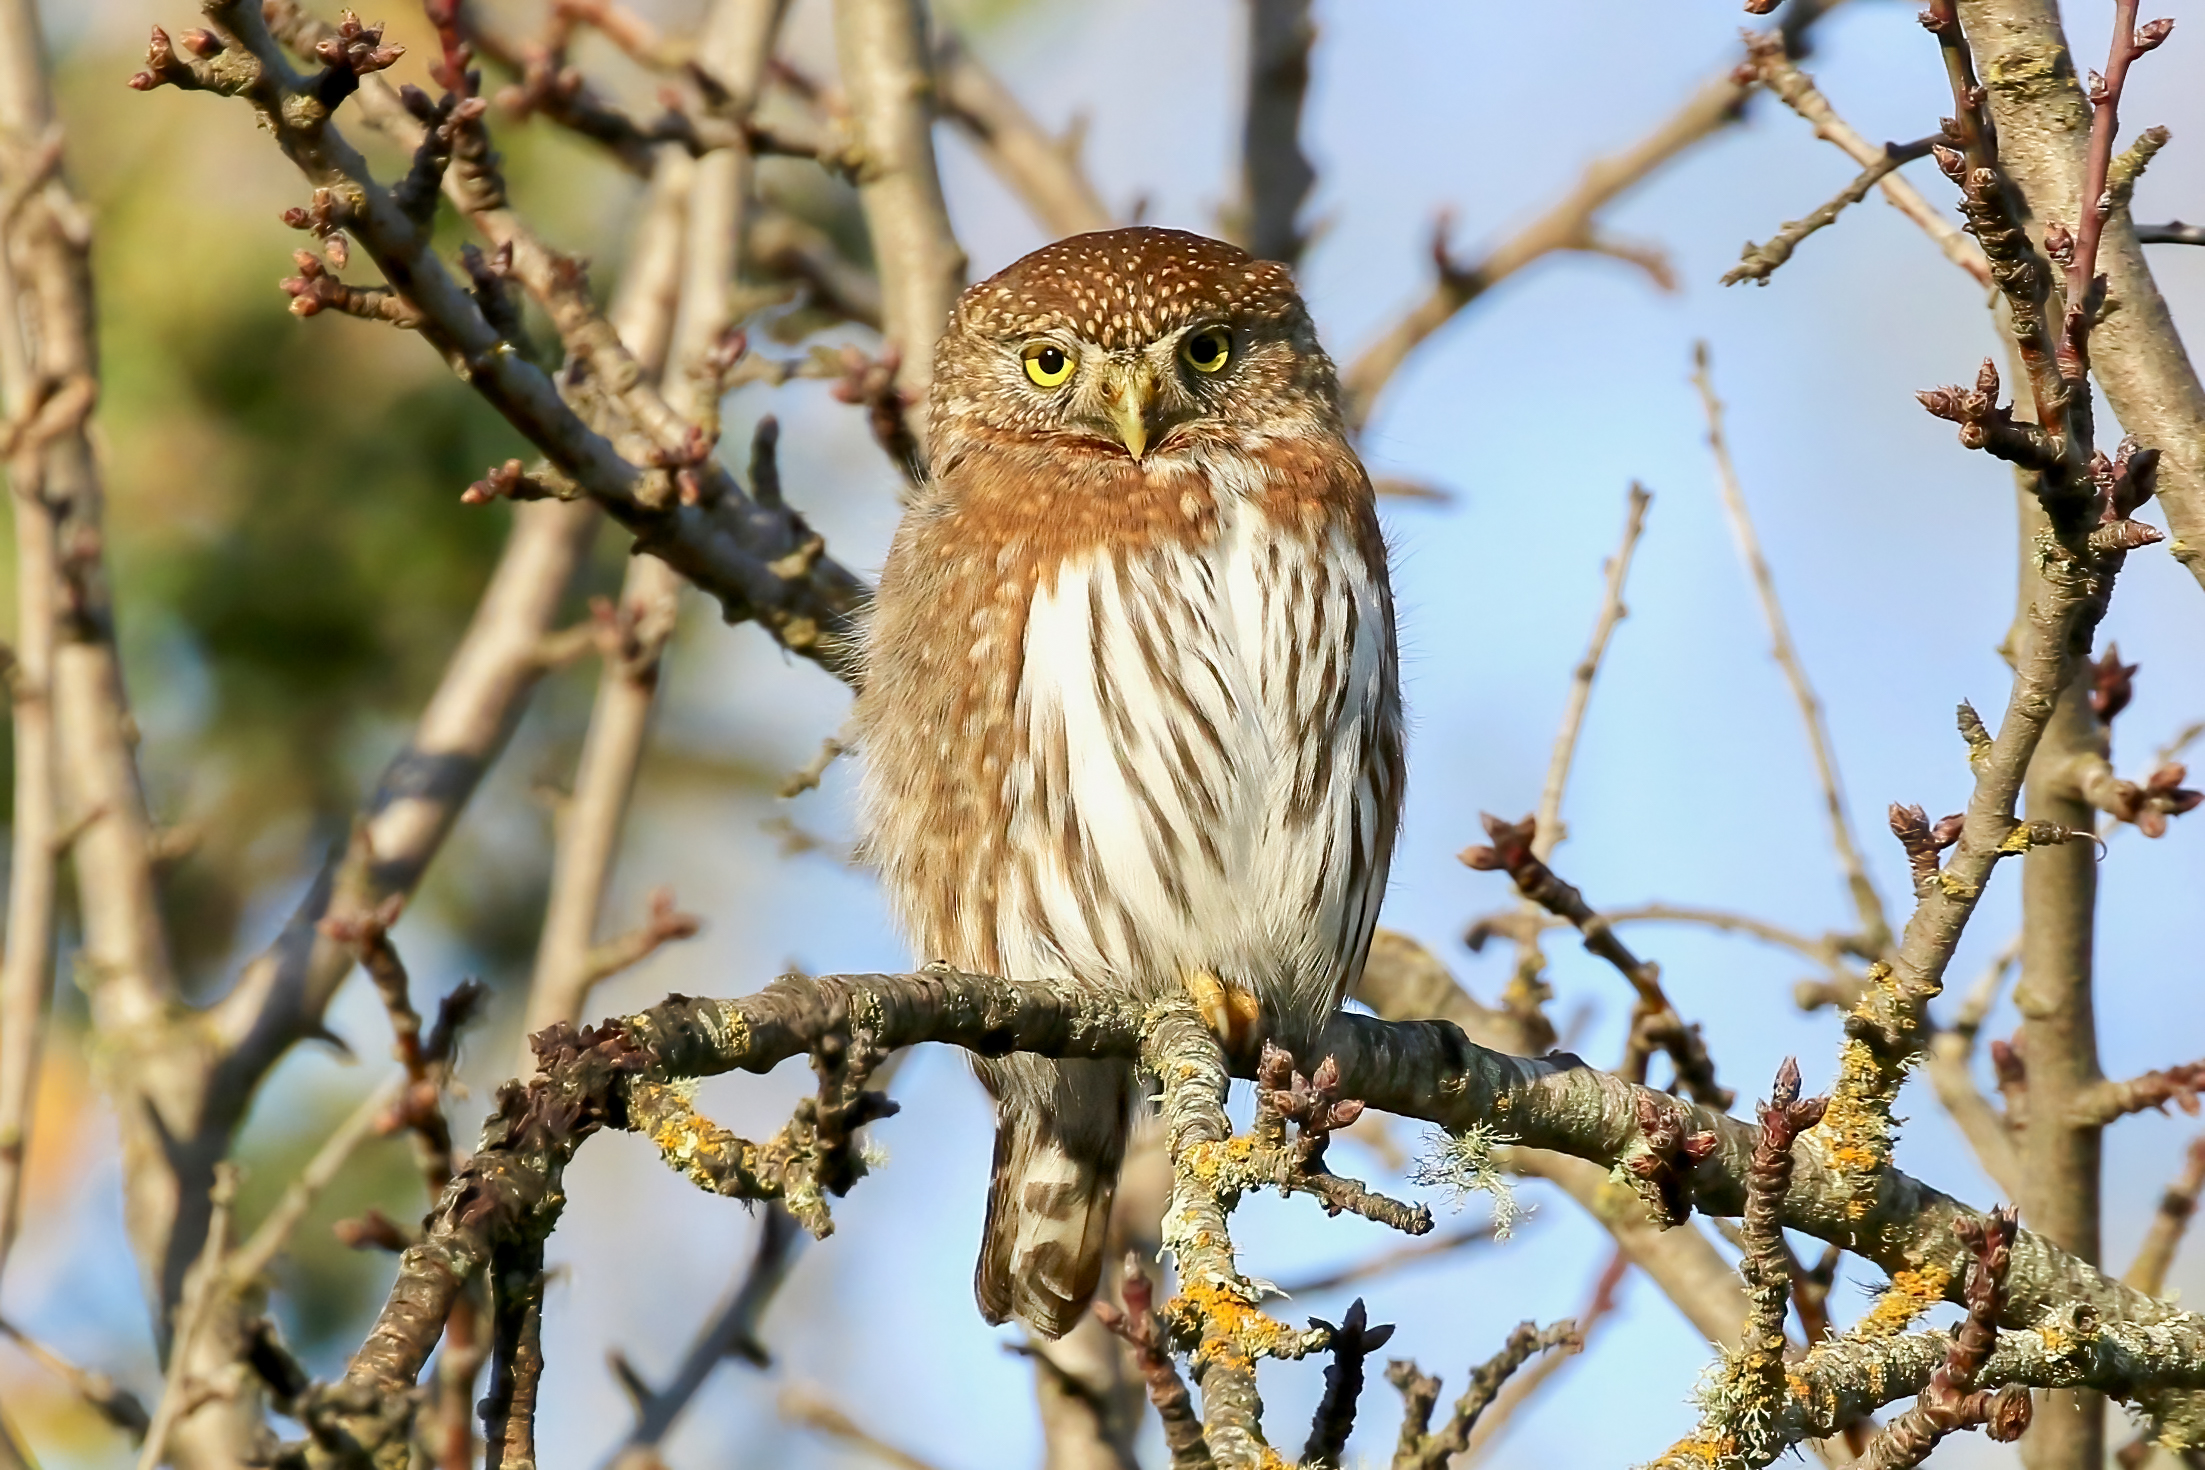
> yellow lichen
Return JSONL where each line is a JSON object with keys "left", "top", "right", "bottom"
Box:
{"left": 1172, "top": 1280, "right": 1303, "bottom": 1365}
{"left": 1654, "top": 1433, "right": 1738, "bottom": 1468}
{"left": 1811, "top": 966, "right": 1914, "bottom": 1218}
{"left": 1855, "top": 1263, "right": 1953, "bottom": 1340}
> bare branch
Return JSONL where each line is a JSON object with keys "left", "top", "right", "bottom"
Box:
{"left": 2136, "top": 221, "right": 2204, "bottom": 246}
{"left": 1235, "top": 0, "right": 1316, "bottom": 266}
{"left": 2127, "top": 1137, "right": 2205, "bottom": 1298}
{"left": 933, "top": 29, "right": 1111, "bottom": 237}
{"left": 1463, "top": 813, "right": 1729, "bottom": 1107}
{"left": 1340, "top": 54, "right": 1739, "bottom": 431}
{"left": 1092, "top": 1257, "right": 1213, "bottom": 1470}
{"left": 1725, "top": 135, "right": 1942, "bottom": 287}
{"left": 1953, "top": 0, "right": 2205, "bottom": 594}
{"left": 1532, "top": 484, "right": 1649, "bottom": 863}
{"left": 1694, "top": 343, "right": 1890, "bottom": 955}
{"left": 1387, "top": 1320, "right": 1579, "bottom": 1470}
{"left": 780, "top": 1384, "right": 949, "bottom": 1470}
{"left": 1739, "top": 33, "right": 1991, "bottom": 286}
{"left": 0, "top": 1317, "right": 151, "bottom": 1441}
{"left": 609, "top": 1203, "right": 803, "bottom": 1461}
{"left": 225, "top": 1077, "right": 401, "bottom": 1290}
{"left": 831, "top": 0, "right": 966, "bottom": 415}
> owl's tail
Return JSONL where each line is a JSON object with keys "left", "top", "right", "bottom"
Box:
{"left": 974, "top": 1058, "right": 1131, "bottom": 1339}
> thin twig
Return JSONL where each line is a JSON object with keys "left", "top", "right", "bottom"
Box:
{"left": 1271, "top": 1220, "right": 1500, "bottom": 1298}
{"left": 1739, "top": 32, "right": 1991, "bottom": 286}
{"left": 1463, "top": 814, "right": 1730, "bottom": 1107}
{"left": 611, "top": 1202, "right": 804, "bottom": 1456}
{"left": 1694, "top": 341, "right": 1889, "bottom": 956}
{"left": 2136, "top": 221, "right": 2204, "bottom": 246}
{"left": 1464, "top": 1250, "right": 1628, "bottom": 1458}
{"left": 1532, "top": 483, "right": 1650, "bottom": 863}
{"left": 1340, "top": 61, "right": 1732, "bottom": 431}
{"left": 1387, "top": 1320, "right": 1579, "bottom": 1470}
{"left": 932, "top": 29, "right": 1110, "bottom": 238}
{"left": 135, "top": 1165, "right": 237, "bottom": 1470}
{"left": 1725, "top": 136, "right": 1941, "bottom": 286}
{"left": 2126, "top": 1137, "right": 2205, "bottom": 1298}
{"left": 779, "top": 1384, "right": 949, "bottom": 1470}
{"left": 226, "top": 1077, "right": 402, "bottom": 1289}
{"left": 0, "top": 1317, "right": 151, "bottom": 1441}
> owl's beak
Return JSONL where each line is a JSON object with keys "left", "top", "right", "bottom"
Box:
{"left": 1097, "top": 359, "right": 1160, "bottom": 460}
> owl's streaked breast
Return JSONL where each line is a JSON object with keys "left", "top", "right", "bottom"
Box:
{"left": 857, "top": 437, "right": 1400, "bottom": 1036}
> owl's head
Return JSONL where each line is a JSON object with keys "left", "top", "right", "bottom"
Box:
{"left": 929, "top": 227, "right": 1340, "bottom": 467}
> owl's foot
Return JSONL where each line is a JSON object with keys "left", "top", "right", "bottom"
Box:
{"left": 1182, "top": 968, "right": 1262, "bottom": 1054}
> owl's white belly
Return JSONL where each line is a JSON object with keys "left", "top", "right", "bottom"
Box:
{"left": 991, "top": 482, "right": 1395, "bottom": 1030}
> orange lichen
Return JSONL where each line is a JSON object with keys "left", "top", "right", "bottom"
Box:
{"left": 1654, "top": 1432, "right": 1738, "bottom": 1467}
{"left": 1855, "top": 1262, "right": 1952, "bottom": 1339}
{"left": 1170, "top": 1280, "right": 1303, "bottom": 1365}
{"left": 1812, "top": 966, "right": 1911, "bottom": 1219}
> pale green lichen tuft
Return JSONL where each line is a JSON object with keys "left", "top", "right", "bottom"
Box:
{"left": 1411, "top": 1124, "right": 1520, "bottom": 1238}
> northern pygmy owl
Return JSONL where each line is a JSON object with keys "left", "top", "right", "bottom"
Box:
{"left": 856, "top": 226, "right": 1403, "bottom": 1337}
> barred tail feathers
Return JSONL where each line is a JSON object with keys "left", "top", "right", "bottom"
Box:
{"left": 974, "top": 1059, "right": 1129, "bottom": 1339}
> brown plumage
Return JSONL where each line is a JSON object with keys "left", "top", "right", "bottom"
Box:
{"left": 856, "top": 227, "right": 1403, "bottom": 1337}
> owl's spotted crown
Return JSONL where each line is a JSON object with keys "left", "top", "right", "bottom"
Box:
{"left": 955, "top": 226, "right": 1301, "bottom": 350}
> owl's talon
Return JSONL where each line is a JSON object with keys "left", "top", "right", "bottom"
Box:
{"left": 1182, "top": 968, "right": 1262, "bottom": 1054}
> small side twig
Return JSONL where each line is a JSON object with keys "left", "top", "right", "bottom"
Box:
{"left": 134, "top": 1164, "right": 237, "bottom": 1470}
{"left": 1856, "top": 1208, "right": 2032, "bottom": 1467}
{"left": 2073, "top": 1061, "right": 2205, "bottom": 1128}
{"left": 1092, "top": 1255, "right": 1214, "bottom": 1470}
{"left": 2137, "top": 221, "right": 2205, "bottom": 246}
{"left": 0, "top": 1317, "right": 152, "bottom": 1441}
{"left": 1462, "top": 814, "right": 1730, "bottom": 1107}
{"left": 2126, "top": 1136, "right": 2205, "bottom": 1297}
{"left": 1386, "top": 1320, "right": 1579, "bottom": 1470}
{"left": 1695, "top": 342, "right": 1889, "bottom": 956}
{"left": 1724, "top": 136, "right": 1940, "bottom": 286}
{"left": 779, "top": 1383, "right": 952, "bottom": 1470}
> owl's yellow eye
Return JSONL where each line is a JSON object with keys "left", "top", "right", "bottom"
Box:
{"left": 1182, "top": 325, "right": 1232, "bottom": 374}
{"left": 1021, "top": 341, "right": 1075, "bottom": 388}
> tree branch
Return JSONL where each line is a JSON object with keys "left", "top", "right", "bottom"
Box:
{"left": 1235, "top": 0, "right": 1316, "bottom": 266}
{"left": 831, "top": 0, "right": 966, "bottom": 419}
{"left": 933, "top": 28, "right": 1110, "bottom": 238}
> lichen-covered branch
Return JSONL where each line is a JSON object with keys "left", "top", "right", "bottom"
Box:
{"left": 261, "top": 962, "right": 2205, "bottom": 1469}
{"left": 1856, "top": 1209, "right": 2031, "bottom": 1467}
